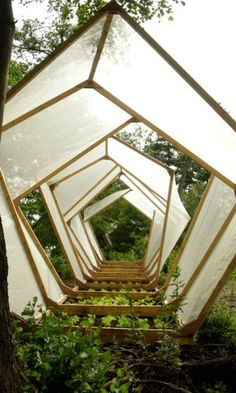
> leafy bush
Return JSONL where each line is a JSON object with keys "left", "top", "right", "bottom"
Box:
{"left": 196, "top": 305, "right": 236, "bottom": 345}
{"left": 15, "top": 301, "right": 111, "bottom": 393}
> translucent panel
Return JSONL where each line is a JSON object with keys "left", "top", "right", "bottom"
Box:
{"left": 4, "top": 17, "right": 106, "bottom": 125}
{"left": 84, "top": 221, "right": 104, "bottom": 261}
{"left": 160, "top": 180, "right": 190, "bottom": 269}
{"left": 0, "top": 181, "right": 45, "bottom": 315}
{"left": 121, "top": 173, "right": 165, "bottom": 213}
{"left": 96, "top": 16, "right": 236, "bottom": 185}
{"left": 179, "top": 208, "right": 236, "bottom": 325}
{"left": 40, "top": 183, "right": 84, "bottom": 281}
{"left": 20, "top": 219, "right": 65, "bottom": 302}
{"left": 70, "top": 215, "right": 98, "bottom": 267}
{"left": 65, "top": 166, "right": 121, "bottom": 221}
{"left": 0, "top": 89, "right": 129, "bottom": 198}
{"left": 108, "top": 138, "right": 170, "bottom": 199}
{"left": 144, "top": 210, "right": 164, "bottom": 267}
{"left": 48, "top": 142, "right": 106, "bottom": 185}
{"left": 84, "top": 189, "right": 130, "bottom": 221}
{"left": 124, "top": 190, "right": 155, "bottom": 220}
{"left": 68, "top": 227, "right": 92, "bottom": 275}
{"left": 54, "top": 160, "right": 117, "bottom": 214}
{"left": 165, "top": 177, "right": 235, "bottom": 301}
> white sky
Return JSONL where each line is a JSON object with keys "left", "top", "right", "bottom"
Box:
{"left": 12, "top": 0, "right": 236, "bottom": 119}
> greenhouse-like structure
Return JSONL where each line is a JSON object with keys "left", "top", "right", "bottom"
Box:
{"left": 1, "top": 0, "right": 235, "bottom": 341}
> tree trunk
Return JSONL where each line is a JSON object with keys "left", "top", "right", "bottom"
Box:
{"left": 0, "top": 1, "right": 25, "bottom": 392}
{"left": 178, "top": 156, "right": 192, "bottom": 197}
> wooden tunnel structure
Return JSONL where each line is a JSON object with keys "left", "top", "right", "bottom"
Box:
{"left": 0, "top": 0, "right": 235, "bottom": 340}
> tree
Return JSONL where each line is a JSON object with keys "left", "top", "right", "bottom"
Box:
{"left": 0, "top": 2, "right": 27, "bottom": 392}
{"left": 11, "top": 0, "right": 185, "bottom": 81}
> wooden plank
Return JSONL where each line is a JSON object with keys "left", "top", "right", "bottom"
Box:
{"left": 3, "top": 81, "right": 88, "bottom": 132}
{"left": 86, "top": 281, "right": 157, "bottom": 290}
{"left": 88, "top": 14, "right": 113, "bottom": 81}
{"left": 86, "top": 276, "right": 149, "bottom": 283}
{"left": 156, "top": 174, "right": 173, "bottom": 279}
{"left": 52, "top": 157, "right": 105, "bottom": 187}
{"left": 51, "top": 303, "right": 176, "bottom": 317}
{"left": 67, "top": 290, "right": 159, "bottom": 300}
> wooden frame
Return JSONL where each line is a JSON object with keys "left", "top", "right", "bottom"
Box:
{"left": 155, "top": 173, "right": 174, "bottom": 279}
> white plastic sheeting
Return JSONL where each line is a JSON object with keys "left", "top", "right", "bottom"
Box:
{"left": 54, "top": 160, "right": 117, "bottom": 214}
{"left": 0, "top": 179, "right": 45, "bottom": 315}
{"left": 124, "top": 190, "right": 155, "bottom": 220}
{"left": 40, "top": 183, "right": 85, "bottom": 281}
{"left": 3, "top": 16, "right": 106, "bottom": 125}
{"left": 65, "top": 166, "right": 121, "bottom": 222}
{"left": 165, "top": 177, "right": 235, "bottom": 302}
{"left": 19, "top": 218, "right": 65, "bottom": 303}
{"left": 48, "top": 142, "right": 106, "bottom": 186}
{"left": 84, "top": 220, "right": 104, "bottom": 261}
{"left": 84, "top": 188, "right": 130, "bottom": 221}
{"left": 1, "top": 90, "right": 129, "bottom": 199}
{"left": 144, "top": 211, "right": 164, "bottom": 269}
{"left": 70, "top": 214, "right": 98, "bottom": 268}
{"left": 178, "top": 207, "right": 236, "bottom": 325}
{"left": 108, "top": 138, "right": 171, "bottom": 200}
{"left": 121, "top": 172, "right": 166, "bottom": 213}
{"left": 96, "top": 15, "right": 236, "bottom": 186}
{"left": 160, "top": 179, "right": 190, "bottom": 269}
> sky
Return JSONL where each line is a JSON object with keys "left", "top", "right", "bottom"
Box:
{"left": 12, "top": 0, "right": 236, "bottom": 119}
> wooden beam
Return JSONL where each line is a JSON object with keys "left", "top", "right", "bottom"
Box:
{"left": 51, "top": 156, "right": 105, "bottom": 187}
{"left": 88, "top": 14, "right": 113, "bottom": 81}
{"left": 2, "top": 81, "right": 89, "bottom": 132}
{"left": 156, "top": 173, "right": 174, "bottom": 279}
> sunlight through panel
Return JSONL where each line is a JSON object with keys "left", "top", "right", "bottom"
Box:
{"left": 1, "top": 90, "right": 129, "bottom": 199}
{"left": 96, "top": 15, "right": 236, "bottom": 185}
{"left": 4, "top": 16, "right": 106, "bottom": 125}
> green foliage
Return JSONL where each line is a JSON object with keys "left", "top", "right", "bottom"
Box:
{"left": 16, "top": 301, "right": 111, "bottom": 393}
{"left": 204, "top": 381, "right": 228, "bottom": 393}
{"left": 182, "top": 181, "right": 207, "bottom": 217}
{"left": 8, "top": 60, "right": 29, "bottom": 88}
{"left": 196, "top": 305, "right": 236, "bottom": 345}
{"left": 155, "top": 335, "right": 181, "bottom": 369}
{"left": 117, "top": 314, "right": 149, "bottom": 329}
{"left": 90, "top": 195, "right": 150, "bottom": 261}
{"left": 101, "top": 315, "right": 118, "bottom": 327}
